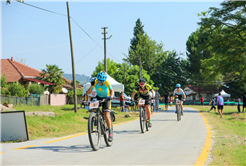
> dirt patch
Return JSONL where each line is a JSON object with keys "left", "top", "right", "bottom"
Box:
{"left": 231, "top": 113, "right": 241, "bottom": 118}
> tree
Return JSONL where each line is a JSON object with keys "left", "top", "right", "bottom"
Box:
{"left": 197, "top": 1, "right": 246, "bottom": 91}
{"left": 7, "top": 82, "right": 29, "bottom": 97}
{"left": 185, "top": 29, "right": 214, "bottom": 83}
{"left": 1, "top": 73, "right": 7, "bottom": 88}
{"left": 151, "top": 51, "right": 188, "bottom": 95}
{"left": 40, "top": 65, "right": 65, "bottom": 94}
{"left": 91, "top": 58, "right": 155, "bottom": 95}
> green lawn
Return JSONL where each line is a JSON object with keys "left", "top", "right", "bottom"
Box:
{"left": 2, "top": 104, "right": 139, "bottom": 141}
{"left": 187, "top": 105, "right": 246, "bottom": 166}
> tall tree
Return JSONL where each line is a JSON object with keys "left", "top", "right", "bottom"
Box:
{"left": 40, "top": 65, "right": 65, "bottom": 94}
{"left": 198, "top": 1, "right": 246, "bottom": 92}
{"left": 185, "top": 29, "right": 214, "bottom": 84}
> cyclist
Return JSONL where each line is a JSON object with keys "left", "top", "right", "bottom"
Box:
{"left": 86, "top": 71, "right": 114, "bottom": 142}
{"left": 131, "top": 78, "right": 155, "bottom": 127}
{"left": 173, "top": 83, "right": 186, "bottom": 115}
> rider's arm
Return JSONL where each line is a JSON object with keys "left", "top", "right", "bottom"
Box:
{"left": 131, "top": 91, "right": 136, "bottom": 100}
{"left": 109, "top": 89, "right": 114, "bottom": 99}
{"left": 86, "top": 86, "right": 93, "bottom": 94}
{"left": 183, "top": 93, "right": 186, "bottom": 100}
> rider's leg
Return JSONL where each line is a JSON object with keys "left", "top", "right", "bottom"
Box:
{"left": 146, "top": 105, "right": 151, "bottom": 121}
{"left": 181, "top": 101, "right": 183, "bottom": 113}
{"left": 104, "top": 100, "right": 113, "bottom": 141}
{"left": 104, "top": 111, "right": 112, "bottom": 129}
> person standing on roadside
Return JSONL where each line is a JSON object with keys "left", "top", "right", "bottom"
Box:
{"left": 164, "top": 91, "right": 169, "bottom": 111}
{"left": 217, "top": 93, "right": 224, "bottom": 118}
{"left": 120, "top": 92, "right": 125, "bottom": 112}
{"left": 237, "top": 96, "right": 241, "bottom": 113}
{"left": 133, "top": 92, "right": 139, "bottom": 112}
{"left": 200, "top": 96, "right": 204, "bottom": 106}
{"left": 155, "top": 89, "right": 160, "bottom": 112}
{"left": 150, "top": 90, "right": 155, "bottom": 113}
{"left": 242, "top": 92, "right": 246, "bottom": 113}
{"left": 208, "top": 97, "right": 216, "bottom": 112}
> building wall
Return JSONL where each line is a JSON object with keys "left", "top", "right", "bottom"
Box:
{"left": 50, "top": 94, "right": 66, "bottom": 106}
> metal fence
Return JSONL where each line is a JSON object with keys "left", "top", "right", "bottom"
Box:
{"left": 0, "top": 95, "right": 49, "bottom": 106}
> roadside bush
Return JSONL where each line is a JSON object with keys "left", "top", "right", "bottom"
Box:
{"left": 7, "top": 82, "right": 29, "bottom": 97}
{"left": 28, "top": 83, "right": 45, "bottom": 94}
{"left": 1, "top": 74, "right": 7, "bottom": 88}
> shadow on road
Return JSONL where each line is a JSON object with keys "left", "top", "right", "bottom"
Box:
{"left": 152, "top": 119, "right": 176, "bottom": 121}
{"left": 25, "top": 145, "right": 99, "bottom": 153}
{"left": 157, "top": 110, "right": 199, "bottom": 113}
{"left": 114, "top": 130, "right": 140, "bottom": 135}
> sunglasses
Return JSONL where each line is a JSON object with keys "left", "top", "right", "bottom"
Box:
{"left": 98, "top": 80, "right": 105, "bottom": 83}
{"left": 140, "top": 83, "right": 145, "bottom": 85}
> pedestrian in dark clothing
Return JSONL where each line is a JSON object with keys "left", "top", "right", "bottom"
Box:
{"left": 237, "top": 96, "right": 241, "bottom": 113}
{"left": 242, "top": 92, "right": 246, "bottom": 113}
{"left": 164, "top": 92, "right": 169, "bottom": 111}
{"left": 208, "top": 97, "right": 216, "bottom": 112}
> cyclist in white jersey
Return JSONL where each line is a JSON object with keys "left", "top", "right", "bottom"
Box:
{"left": 173, "top": 83, "right": 186, "bottom": 115}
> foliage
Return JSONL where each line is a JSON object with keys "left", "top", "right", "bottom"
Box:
{"left": 67, "top": 88, "right": 83, "bottom": 98}
{"left": 6, "top": 82, "right": 29, "bottom": 97}
{"left": 28, "top": 83, "right": 45, "bottom": 95}
{"left": 185, "top": 29, "right": 215, "bottom": 85}
{"left": 70, "top": 80, "right": 80, "bottom": 87}
{"left": 92, "top": 58, "right": 155, "bottom": 95}
{"left": 1, "top": 74, "right": 7, "bottom": 88}
{"left": 197, "top": 1, "right": 246, "bottom": 90}
{"left": 151, "top": 51, "right": 188, "bottom": 95}
{"left": 40, "top": 64, "right": 65, "bottom": 94}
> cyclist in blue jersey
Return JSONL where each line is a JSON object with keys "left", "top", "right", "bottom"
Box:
{"left": 173, "top": 84, "right": 186, "bottom": 115}
{"left": 86, "top": 71, "right": 114, "bottom": 142}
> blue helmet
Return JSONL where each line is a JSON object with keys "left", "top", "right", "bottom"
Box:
{"left": 97, "top": 71, "right": 107, "bottom": 83}
{"left": 176, "top": 83, "right": 181, "bottom": 88}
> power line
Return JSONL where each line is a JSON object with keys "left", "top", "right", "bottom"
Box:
{"left": 16, "top": 1, "right": 67, "bottom": 17}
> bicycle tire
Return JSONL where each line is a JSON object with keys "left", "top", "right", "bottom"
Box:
{"left": 103, "top": 120, "right": 113, "bottom": 147}
{"left": 179, "top": 105, "right": 182, "bottom": 121}
{"left": 145, "top": 109, "right": 149, "bottom": 131}
{"left": 140, "top": 107, "right": 145, "bottom": 133}
{"left": 88, "top": 112, "right": 101, "bottom": 151}
{"left": 176, "top": 105, "right": 180, "bottom": 121}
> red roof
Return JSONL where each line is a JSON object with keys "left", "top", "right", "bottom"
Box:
{"left": 23, "top": 78, "right": 55, "bottom": 85}
{"left": 186, "top": 84, "right": 230, "bottom": 94}
{"left": 1, "top": 58, "right": 42, "bottom": 82}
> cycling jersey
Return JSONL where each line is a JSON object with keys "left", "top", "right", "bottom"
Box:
{"left": 173, "top": 88, "right": 185, "bottom": 100}
{"left": 134, "top": 84, "right": 152, "bottom": 97}
{"left": 92, "top": 79, "right": 112, "bottom": 98}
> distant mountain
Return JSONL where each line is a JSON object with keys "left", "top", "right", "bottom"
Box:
{"left": 63, "top": 73, "right": 90, "bottom": 84}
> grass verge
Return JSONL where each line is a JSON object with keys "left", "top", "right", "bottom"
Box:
{"left": 2, "top": 104, "right": 139, "bottom": 142}
{"left": 187, "top": 105, "right": 246, "bottom": 166}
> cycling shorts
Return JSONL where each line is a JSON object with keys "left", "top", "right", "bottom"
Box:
{"left": 95, "top": 96, "right": 111, "bottom": 112}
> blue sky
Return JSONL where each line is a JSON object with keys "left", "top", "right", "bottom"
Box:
{"left": 1, "top": 0, "right": 223, "bottom": 77}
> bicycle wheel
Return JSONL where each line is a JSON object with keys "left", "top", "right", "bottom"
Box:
{"left": 140, "top": 107, "right": 145, "bottom": 133}
{"left": 88, "top": 112, "right": 101, "bottom": 151}
{"left": 179, "top": 105, "right": 182, "bottom": 121}
{"left": 103, "top": 119, "right": 113, "bottom": 147}
{"left": 145, "top": 110, "right": 149, "bottom": 131}
{"left": 176, "top": 105, "right": 180, "bottom": 121}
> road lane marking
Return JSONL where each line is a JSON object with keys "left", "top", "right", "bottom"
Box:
{"left": 43, "top": 132, "right": 88, "bottom": 143}
{"left": 193, "top": 108, "right": 212, "bottom": 166}
{"left": 1, "top": 152, "right": 5, "bottom": 154}
{"left": 43, "top": 112, "right": 158, "bottom": 144}
{"left": 13, "top": 145, "right": 38, "bottom": 150}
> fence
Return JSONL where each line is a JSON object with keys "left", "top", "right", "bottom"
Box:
{"left": 0, "top": 95, "right": 49, "bottom": 106}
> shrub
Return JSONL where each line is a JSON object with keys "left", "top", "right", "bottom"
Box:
{"left": 7, "top": 82, "right": 29, "bottom": 97}
{"left": 1, "top": 74, "right": 7, "bottom": 88}
{"left": 28, "top": 83, "right": 45, "bottom": 94}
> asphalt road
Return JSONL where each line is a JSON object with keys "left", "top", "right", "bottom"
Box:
{"left": 1, "top": 106, "right": 208, "bottom": 165}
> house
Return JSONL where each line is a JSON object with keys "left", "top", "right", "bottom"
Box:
{"left": 1, "top": 57, "right": 72, "bottom": 91}
{"left": 184, "top": 84, "right": 230, "bottom": 101}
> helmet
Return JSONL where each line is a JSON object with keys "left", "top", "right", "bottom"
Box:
{"left": 139, "top": 78, "right": 146, "bottom": 83}
{"left": 176, "top": 83, "right": 181, "bottom": 88}
{"left": 97, "top": 71, "right": 107, "bottom": 83}
{"left": 89, "top": 77, "right": 97, "bottom": 83}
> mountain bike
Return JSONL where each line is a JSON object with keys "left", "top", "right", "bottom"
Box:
{"left": 138, "top": 98, "right": 152, "bottom": 133}
{"left": 87, "top": 99, "right": 113, "bottom": 151}
{"left": 175, "top": 98, "right": 183, "bottom": 121}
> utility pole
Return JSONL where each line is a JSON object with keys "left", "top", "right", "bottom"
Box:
{"left": 66, "top": 1, "right": 77, "bottom": 113}
{"left": 102, "top": 27, "right": 113, "bottom": 73}
{"left": 139, "top": 57, "right": 142, "bottom": 79}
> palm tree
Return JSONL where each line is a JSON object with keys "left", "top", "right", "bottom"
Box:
{"left": 40, "top": 64, "right": 65, "bottom": 93}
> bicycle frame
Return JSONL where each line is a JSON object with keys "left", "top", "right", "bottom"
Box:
{"left": 175, "top": 98, "right": 182, "bottom": 121}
